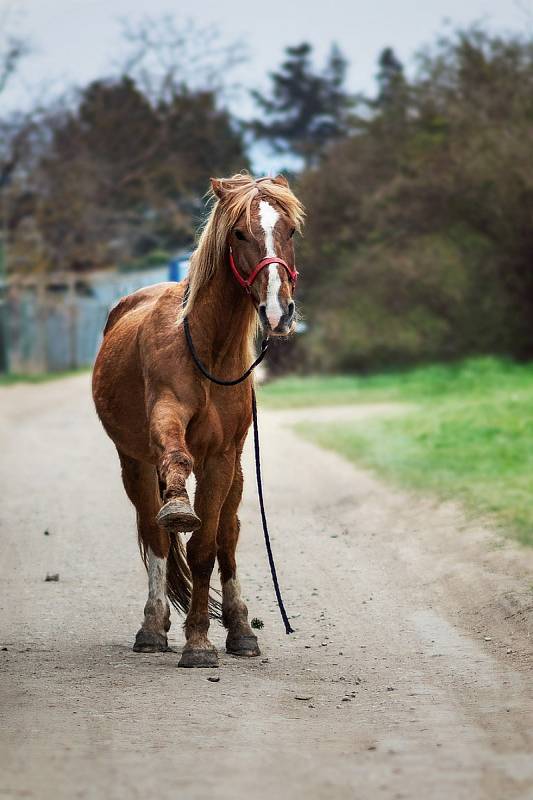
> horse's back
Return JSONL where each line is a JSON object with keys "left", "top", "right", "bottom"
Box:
{"left": 103, "top": 282, "right": 181, "bottom": 335}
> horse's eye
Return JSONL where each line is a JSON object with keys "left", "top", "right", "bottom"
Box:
{"left": 234, "top": 229, "right": 247, "bottom": 241}
{"left": 289, "top": 228, "right": 296, "bottom": 239}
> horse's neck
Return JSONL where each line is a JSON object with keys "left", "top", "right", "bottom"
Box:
{"left": 189, "top": 260, "right": 255, "bottom": 372}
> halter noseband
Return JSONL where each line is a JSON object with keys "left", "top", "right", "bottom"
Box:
{"left": 229, "top": 247, "right": 299, "bottom": 295}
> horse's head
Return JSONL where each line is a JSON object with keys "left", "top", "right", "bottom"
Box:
{"left": 210, "top": 174, "right": 305, "bottom": 337}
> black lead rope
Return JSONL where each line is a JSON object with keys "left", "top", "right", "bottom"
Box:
{"left": 182, "top": 315, "right": 294, "bottom": 634}
{"left": 183, "top": 316, "right": 269, "bottom": 386}
{"left": 251, "top": 388, "right": 294, "bottom": 634}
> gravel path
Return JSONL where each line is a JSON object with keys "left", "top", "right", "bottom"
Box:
{"left": 1, "top": 374, "right": 532, "bottom": 800}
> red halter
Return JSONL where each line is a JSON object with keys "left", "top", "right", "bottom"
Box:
{"left": 229, "top": 247, "right": 299, "bottom": 294}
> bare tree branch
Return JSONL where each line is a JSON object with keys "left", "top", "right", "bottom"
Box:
{"left": 117, "top": 16, "right": 248, "bottom": 103}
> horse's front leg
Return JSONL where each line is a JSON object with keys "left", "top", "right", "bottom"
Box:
{"left": 149, "top": 391, "right": 200, "bottom": 532}
{"left": 217, "top": 457, "right": 260, "bottom": 657}
{"left": 178, "top": 452, "right": 235, "bottom": 668}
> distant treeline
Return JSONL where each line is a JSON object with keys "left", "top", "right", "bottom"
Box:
{"left": 0, "top": 19, "right": 250, "bottom": 275}
{"left": 2, "top": 23, "right": 533, "bottom": 369}
{"left": 295, "top": 30, "right": 533, "bottom": 370}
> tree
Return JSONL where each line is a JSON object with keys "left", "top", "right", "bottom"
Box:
{"left": 293, "top": 28, "right": 533, "bottom": 371}
{"left": 2, "top": 15, "right": 253, "bottom": 275}
{"left": 0, "top": 19, "right": 31, "bottom": 370}
{"left": 0, "top": 25, "right": 31, "bottom": 189}
{"left": 8, "top": 73, "right": 249, "bottom": 274}
{"left": 0, "top": 33, "right": 28, "bottom": 95}
{"left": 119, "top": 16, "right": 247, "bottom": 103}
{"left": 372, "top": 47, "right": 409, "bottom": 139}
{"left": 250, "top": 43, "right": 354, "bottom": 167}
{"left": 375, "top": 48, "right": 407, "bottom": 114}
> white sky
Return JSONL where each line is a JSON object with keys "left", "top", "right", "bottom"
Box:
{"left": 2, "top": 0, "right": 532, "bottom": 171}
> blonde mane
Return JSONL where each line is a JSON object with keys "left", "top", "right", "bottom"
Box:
{"left": 179, "top": 172, "right": 305, "bottom": 326}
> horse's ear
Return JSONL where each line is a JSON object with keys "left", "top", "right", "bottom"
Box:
{"left": 272, "top": 174, "right": 289, "bottom": 188}
{"left": 210, "top": 178, "right": 226, "bottom": 200}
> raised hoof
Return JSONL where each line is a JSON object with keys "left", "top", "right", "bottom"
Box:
{"left": 226, "top": 635, "right": 261, "bottom": 657}
{"left": 156, "top": 499, "right": 201, "bottom": 532}
{"left": 178, "top": 648, "right": 219, "bottom": 668}
{"left": 133, "top": 629, "right": 170, "bottom": 653}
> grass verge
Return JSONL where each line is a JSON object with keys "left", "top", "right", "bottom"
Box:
{"left": 261, "top": 357, "right": 533, "bottom": 546}
{"left": 0, "top": 368, "right": 89, "bottom": 387}
{"left": 259, "top": 356, "right": 533, "bottom": 408}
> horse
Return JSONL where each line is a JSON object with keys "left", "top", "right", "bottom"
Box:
{"left": 92, "top": 173, "right": 305, "bottom": 667}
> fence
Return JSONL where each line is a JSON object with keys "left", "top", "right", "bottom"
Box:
{"left": 6, "top": 266, "right": 170, "bottom": 374}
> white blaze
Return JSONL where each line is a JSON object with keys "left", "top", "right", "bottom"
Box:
{"left": 259, "top": 200, "right": 283, "bottom": 329}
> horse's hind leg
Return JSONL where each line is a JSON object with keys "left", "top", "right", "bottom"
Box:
{"left": 217, "top": 458, "right": 260, "bottom": 658}
{"left": 118, "top": 451, "right": 171, "bottom": 653}
{"left": 178, "top": 453, "right": 235, "bottom": 668}
{"left": 148, "top": 391, "right": 201, "bottom": 533}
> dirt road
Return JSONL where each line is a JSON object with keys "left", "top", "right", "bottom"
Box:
{"left": 1, "top": 375, "right": 532, "bottom": 800}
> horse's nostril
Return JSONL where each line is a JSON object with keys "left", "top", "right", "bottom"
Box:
{"left": 287, "top": 302, "right": 295, "bottom": 319}
{"left": 258, "top": 305, "right": 269, "bottom": 328}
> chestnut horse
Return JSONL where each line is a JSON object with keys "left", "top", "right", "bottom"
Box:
{"left": 92, "top": 173, "right": 304, "bottom": 667}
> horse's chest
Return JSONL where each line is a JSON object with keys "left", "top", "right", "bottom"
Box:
{"left": 188, "top": 398, "right": 250, "bottom": 457}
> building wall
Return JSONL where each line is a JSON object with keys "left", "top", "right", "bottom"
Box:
{"left": 6, "top": 266, "right": 175, "bottom": 374}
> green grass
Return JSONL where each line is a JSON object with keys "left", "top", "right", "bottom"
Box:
{"left": 259, "top": 356, "right": 533, "bottom": 408}
{"left": 0, "top": 368, "right": 89, "bottom": 386}
{"left": 261, "top": 357, "right": 533, "bottom": 546}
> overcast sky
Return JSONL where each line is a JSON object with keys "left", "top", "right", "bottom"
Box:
{"left": 2, "top": 0, "right": 532, "bottom": 171}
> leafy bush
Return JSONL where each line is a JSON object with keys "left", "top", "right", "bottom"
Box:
{"left": 293, "top": 28, "right": 533, "bottom": 370}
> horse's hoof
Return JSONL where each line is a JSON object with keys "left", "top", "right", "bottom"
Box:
{"left": 178, "top": 647, "right": 219, "bottom": 668}
{"left": 226, "top": 634, "right": 261, "bottom": 657}
{"left": 156, "top": 499, "right": 201, "bottom": 532}
{"left": 133, "top": 628, "right": 171, "bottom": 653}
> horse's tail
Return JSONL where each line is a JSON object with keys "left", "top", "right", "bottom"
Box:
{"left": 164, "top": 534, "right": 222, "bottom": 621}
{"left": 136, "top": 485, "right": 222, "bottom": 621}
{"left": 164, "top": 534, "right": 193, "bottom": 616}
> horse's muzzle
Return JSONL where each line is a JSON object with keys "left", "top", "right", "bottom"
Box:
{"left": 259, "top": 301, "right": 295, "bottom": 336}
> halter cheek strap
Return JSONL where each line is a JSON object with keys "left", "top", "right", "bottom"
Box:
{"left": 229, "top": 247, "right": 299, "bottom": 294}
